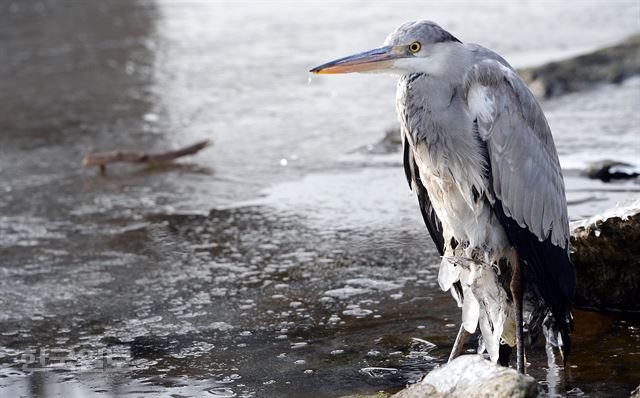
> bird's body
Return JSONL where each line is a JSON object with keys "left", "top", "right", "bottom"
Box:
{"left": 311, "top": 20, "right": 575, "bottom": 372}
{"left": 398, "top": 69, "right": 516, "bottom": 361}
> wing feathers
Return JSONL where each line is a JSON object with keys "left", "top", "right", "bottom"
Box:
{"left": 464, "top": 59, "right": 574, "bottom": 359}
{"left": 465, "top": 60, "right": 569, "bottom": 248}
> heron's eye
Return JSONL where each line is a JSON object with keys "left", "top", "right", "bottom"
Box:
{"left": 408, "top": 41, "right": 422, "bottom": 53}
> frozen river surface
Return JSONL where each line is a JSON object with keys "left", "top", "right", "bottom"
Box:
{"left": 0, "top": 1, "right": 639, "bottom": 397}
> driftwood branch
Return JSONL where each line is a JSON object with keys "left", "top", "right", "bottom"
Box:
{"left": 82, "top": 139, "right": 212, "bottom": 171}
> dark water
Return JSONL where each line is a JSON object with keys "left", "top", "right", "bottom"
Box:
{"left": 1, "top": 1, "right": 639, "bottom": 397}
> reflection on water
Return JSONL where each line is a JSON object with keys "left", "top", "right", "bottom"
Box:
{"left": 0, "top": 0, "right": 639, "bottom": 397}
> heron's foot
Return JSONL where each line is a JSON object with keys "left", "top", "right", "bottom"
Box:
{"left": 510, "top": 249, "right": 525, "bottom": 374}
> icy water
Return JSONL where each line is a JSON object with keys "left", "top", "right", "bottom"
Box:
{"left": 1, "top": 1, "right": 639, "bottom": 397}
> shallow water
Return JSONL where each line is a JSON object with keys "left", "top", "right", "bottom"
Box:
{"left": 1, "top": 1, "right": 639, "bottom": 397}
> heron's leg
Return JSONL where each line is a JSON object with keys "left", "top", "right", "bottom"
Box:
{"left": 510, "top": 250, "right": 525, "bottom": 374}
{"left": 498, "top": 343, "right": 512, "bottom": 367}
{"left": 448, "top": 325, "right": 470, "bottom": 362}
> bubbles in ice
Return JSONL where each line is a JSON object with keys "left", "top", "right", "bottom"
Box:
{"left": 345, "top": 278, "right": 403, "bottom": 291}
{"left": 220, "top": 374, "right": 241, "bottom": 384}
{"left": 143, "top": 113, "right": 159, "bottom": 123}
{"left": 360, "top": 367, "right": 398, "bottom": 378}
{"left": 323, "top": 287, "right": 370, "bottom": 299}
{"left": 342, "top": 304, "right": 372, "bottom": 318}
{"left": 206, "top": 388, "right": 236, "bottom": 397}
{"left": 210, "top": 322, "right": 234, "bottom": 332}
{"left": 274, "top": 283, "right": 289, "bottom": 290}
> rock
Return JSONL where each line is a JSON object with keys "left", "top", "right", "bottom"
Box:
{"left": 355, "top": 128, "right": 403, "bottom": 155}
{"left": 392, "top": 384, "right": 444, "bottom": 398}
{"left": 340, "top": 393, "right": 389, "bottom": 398}
{"left": 571, "top": 200, "right": 640, "bottom": 312}
{"left": 382, "top": 128, "right": 403, "bottom": 147}
{"left": 584, "top": 160, "right": 640, "bottom": 182}
{"left": 392, "top": 355, "right": 538, "bottom": 398}
{"left": 384, "top": 203, "right": 640, "bottom": 398}
{"left": 518, "top": 34, "right": 640, "bottom": 98}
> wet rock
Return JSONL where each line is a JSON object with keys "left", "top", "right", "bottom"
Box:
{"left": 571, "top": 200, "right": 640, "bottom": 312}
{"left": 519, "top": 34, "right": 640, "bottom": 98}
{"left": 392, "top": 355, "right": 537, "bottom": 398}
{"left": 381, "top": 128, "right": 403, "bottom": 147}
{"left": 354, "top": 128, "right": 403, "bottom": 154}
{"left": 391, "top": 384, "right": 443, "bottom": 398}
{"left": 584, "top": 160, "right": 640, "bottom": 182}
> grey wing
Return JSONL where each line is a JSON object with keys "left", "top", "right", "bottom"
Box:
{"left": 463, "top": 59, "right": 574, "bottom": 358}
{"left": 464, "top": 59, "right": 569, "bottom": 248}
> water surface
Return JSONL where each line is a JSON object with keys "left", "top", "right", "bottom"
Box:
{"left": 1, "top": 1, "right": 639, "bottom": 397}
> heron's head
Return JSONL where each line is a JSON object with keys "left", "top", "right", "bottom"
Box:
{"left": 310, "top": 20, "right": 461, "bottom": 76}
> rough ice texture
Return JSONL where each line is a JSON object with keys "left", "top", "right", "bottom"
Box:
{"left": 345, "top": 278, "right": 403, "bottom": 291}
{"left": 570, "top": 198, "right": 640, "bottom": 232}
{"left": 323, "top": 287, "right": 371, "bottom": 299}
{"left": 392, "top": 355, "right": 538, "bottom": 398}
{"left": 570, "top": 199, "right": 640, "bottom": 312}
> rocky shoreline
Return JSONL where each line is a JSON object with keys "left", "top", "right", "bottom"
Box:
{"left": 341, "top": 201, "right": 640, "bottom": 398}
{"left": 571, "top": 200, "right": 640, "bottom": 312}
{"left": 519, "top": 34, "right": 640, "bottom": 98}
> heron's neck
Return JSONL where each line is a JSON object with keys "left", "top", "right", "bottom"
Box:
{"left": 396, "top": 71, "right": 470, "bottom": 149}
{"left": 398, "top": 73, "right": 458, "bottom": 111}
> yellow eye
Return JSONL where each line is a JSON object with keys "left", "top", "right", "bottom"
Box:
{"left": 409, "top": 41, "right": 422, "bottom": 53}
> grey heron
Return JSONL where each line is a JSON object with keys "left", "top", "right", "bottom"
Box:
{"left": 310, "top": 21, "right": 575, "bottom": 374}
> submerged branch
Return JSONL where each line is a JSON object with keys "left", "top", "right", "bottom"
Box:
{"left": 82, "top": 139, "right": 212, "bottom": 171}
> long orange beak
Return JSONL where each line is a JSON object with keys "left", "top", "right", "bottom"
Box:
{"left": 310, "top": 45, "right": 406, "bottom": 74}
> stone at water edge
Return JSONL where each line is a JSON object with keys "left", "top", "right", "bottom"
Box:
{"left": 518, "top": 34, "right": 640, "bottom": 98}
{"left": 339, "top": 393, "right": 390, "bottom": 398}
{"left": 584, "top": 160, "right": 640, "bottom": 182}
{"left": 571, "top": 200, "right": 640, "bottom": 312}
{"left": 392, "top": 355, "right": 538, "bottom": 398}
